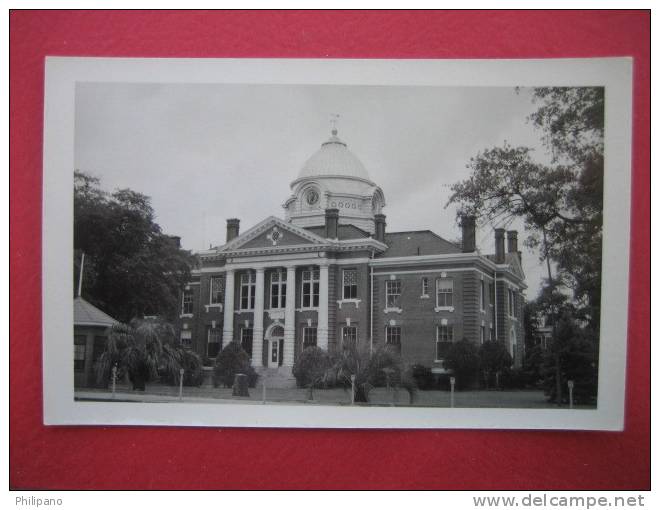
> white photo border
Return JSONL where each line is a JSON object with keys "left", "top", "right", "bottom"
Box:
{"left": 43, "top": 57, "right": 632, "bottom": 430}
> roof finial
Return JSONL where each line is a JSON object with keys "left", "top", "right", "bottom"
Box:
{"left": 330, "top": 113, "right": 340, "bottom": 136}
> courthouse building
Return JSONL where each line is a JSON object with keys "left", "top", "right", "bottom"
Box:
{"left": 177, "top": 128, "right": 526, "bottom": 382}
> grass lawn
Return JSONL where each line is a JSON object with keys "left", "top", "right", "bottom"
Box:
{"left": 75, "top": 383, "right": 593, "bottom": 409}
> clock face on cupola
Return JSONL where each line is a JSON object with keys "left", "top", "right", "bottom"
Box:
{"left": 283, "top": 124, "right": 386, "bottom": 235}
{"left": 305, "top": 189, "right": 319, "bottom": 206}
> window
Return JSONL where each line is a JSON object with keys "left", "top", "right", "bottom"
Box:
{"left": 480, "top": 325, "right": 486, "bottom": 344}
{"left": 385, "top": 325, "right": 401, "bottom": 352}
{"left": 480, "top": 280, "right": 486, "bottom": 311}
{"left": 241, "top": 328, "right": 253, "bottom": 357}
{"left": 343, "top": 269, "right": 358, "bottom": 299}
{"left": 181, "top": 289, "right": 194, "bottom": 315}
{"left": 210, "top": 276, "right": 224, "bottom": 305}
{"left": 74, "top": 338, "right": 86, "bottom": 371}
{"left": 302, "top": 327, "right": 317, "bottom": 349}
{"left": 180, "top": 330, "right": 192, "bottom": 347}
{"left": 386, "top": 280, "right": 401, "bottom": 308}
{"left": 270, "top": 270, "right": 287, "bottom": 309}
{"left": 240, "top": 272, "right": 256, "bottom": 310}
{"left": 513, "top": 292, "right": 520, "bottom": 318}
{"left": 435, "top": 325, "right": 453, "bottom": 361}
{"left": 421, "top": 277, "right": 429, "bottom": 296}
{"left": 436, "top": 278, "right": 453, "bottom": 307}
{"left": 489, "top": 282, "right": 495, "bottom": 305}
{"left": 207, "top": 327, "right": 222, "bottom": 358}
{"left": 490, "top": 326, "right": 496, "bottom": 341}
{"left": 301, "top": 269, "right": 320, "bottom": 308}
{"left": 342, "top": 326, "right": 357, "bottom": 349}
{"left": 508, "top": 288, "right": 514, "bottom": 317}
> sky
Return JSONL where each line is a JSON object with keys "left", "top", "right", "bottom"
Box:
{"left": 75, "top": 83, "right": 555, "bottom": 299}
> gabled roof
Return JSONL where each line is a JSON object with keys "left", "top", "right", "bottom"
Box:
{"left": 74, "top": 297, "right": 119, "bottom": 328}
{"left": 485, "top": 252, "right": 526, "bottom": 282}
{"left": 217, "top": 216, "right": 329, "bottom": 253}
{"left": 378, "top": 230, "right": 461, "bottom": 258}
{"left": 304, "top": 224, "right": 371, "bottom": 241}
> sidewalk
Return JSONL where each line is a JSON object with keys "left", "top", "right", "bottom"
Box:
{"left": 74, "top": 385, "right": 575, "bottom": 408}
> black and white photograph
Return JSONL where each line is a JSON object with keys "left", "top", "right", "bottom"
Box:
{"left": 42, "top": 58, "right": 632, "bottom": 429}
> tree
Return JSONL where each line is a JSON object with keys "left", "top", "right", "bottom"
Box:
{"left": 447, "top": 87, "right": 604, "bottom": 329}
{"left": 74, "top": 171, "right": 196, "bottom": 323}
{"left": 333, "top": 344, "right": 416, "bottom": 404}
{"left": 478, "top": 341, "right": 512, "bottom": 389}
{"left": 95, "top": 318, "right": 200, "bottom": 390}
{"left": 443, "top": 339, "right": 480, "bottom": 390}
{"left": 448, "top": 88, "right": 603, "bottom": 403}
{"left": 213, "top": 342, "right": 258, "bottom": 388}
{"left": 292, "top": 346, "right": 332, "bottom": 400}
{"left": 541, "top": 311, "right": 598, "bottom": 404}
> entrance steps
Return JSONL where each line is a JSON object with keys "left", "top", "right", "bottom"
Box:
{"left": 257, "top": 366, "right": 297, "bottom": 389}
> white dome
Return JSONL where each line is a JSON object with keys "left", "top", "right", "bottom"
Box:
{"left": 296, "top": 131, "right": 372, "bottom": 183}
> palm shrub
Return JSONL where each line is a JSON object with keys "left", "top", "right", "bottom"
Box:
{"left": 213, "top": 341, "right": 258, "bottom": 388}
{"left": 443, "top": 338, "right": 480, "bottom": 390}
{"left": 292, "top": 346, "right": 332, "bottom": 399}
{"left": 95, "top": 318, "right": 203, "bottom": 390}
{"left": 478, "top": 341, "right": 512, "bottom": 389}
{"left": 333, "top": 344, "right": 416, "bottom": 403}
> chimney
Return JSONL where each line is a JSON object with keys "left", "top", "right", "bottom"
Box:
{"left": 494, "top": 228, "right": 506, "bottom": 263}
{"left": 325, "top": 208, "right": 339, "bottom": 239}
{"left": 167, "top": 235, "right": 181, "bottom": 249}
{"left": 460, "top": 215, "right": 476, "bottom": 253}
{"left": 226, "top": 218, "right": 240, "bottom": 243}
{"left": 374, "top": 214, "right": 386, "bottom": 243}
{"left": 506, "top": 230, "right": 518, "bottom": 253}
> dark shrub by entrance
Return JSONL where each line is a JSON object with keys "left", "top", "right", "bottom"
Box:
{"left": 411, "top": 364, "right": 435, "bottom": 390}
{"left": 213, "top": 341, "right": 258, "bottom": 388}
{"left": 292, "top": 346, "right": 331, "bottom": 389}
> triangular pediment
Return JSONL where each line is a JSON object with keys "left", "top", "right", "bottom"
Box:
{"left": 506, "top": 253, "right": 526, "bottom": 281}
{"left": 219, "top": 216, "right": 329, "bottom": 253}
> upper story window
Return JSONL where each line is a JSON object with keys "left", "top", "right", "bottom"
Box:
{"left": 210, "top": 275, "right": 224, "bottom": 305}
{"left": 270, "top": 270, "right": 287, "bottom": 309}
{"left": 436, "top": 278, "right": 453, "bottom": 308}
{"left": 480, "top": 325, "right": 486, "bottom": 344}
{"left": 508, "top": 288, "right": 514, "bottom": 317}
{"left": 385, "top": 325, "right": 401, "bottom": 352}
{"left": 421, "top": 277, "right": 429, "bottom": 297}
{"left": 385, "top": 280, "right": 401, "bottom": 308}
{"left": 436, "top": 325, "right": 453, "bottom": 361}
{"left": 240, "top": 272, "right": 256, "bottom": 310}
{"left": 181, "top": 289, "right": 194, "bottom": 315}
{"left": 301, "top": 268, "right": 320, "bottom": 308}
{"left": 513, "top": 291, "right": 520, "bottom": 319}
{"left": 480, "top": 279, "right": 486, "bottom": 311}
{"left": 343, "top": 269, "right": 358, "bottom": 299}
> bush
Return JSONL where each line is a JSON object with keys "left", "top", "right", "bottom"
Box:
{"left": 292, "top": 346, "right": 332, "bottom": 388}
{"left": 411, "top": 364, "right": 435, "bottom": 390}
{"left": 478, "top": 341, "right": 512, "bottom": 389}
{"left": 443, "top": 339, "right": 480, "bottom": 390}
{"left": 160, "top": 346, "right": 205, "bottom": 386}
{"left": 499, "top": 367, "right": 527, "bottom": 389}
{"left": 213, "top": 342, "right": 259, "bottom": 388}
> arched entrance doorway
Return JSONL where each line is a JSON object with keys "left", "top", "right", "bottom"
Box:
{"left": 265, "top": 324, "right": 284, "bottom": 368}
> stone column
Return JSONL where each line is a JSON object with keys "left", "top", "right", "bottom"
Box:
{"left": 283, "top": 265, "right": 296, "bottom": 367}
{"left": 222, "top": 269, "right": 235, "bottom": 346}
{"left": 318, "top": 262, "right": 329, "bottom": 350}
{"left": 252, "top": 268, "right": 265, "bottom": 367}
